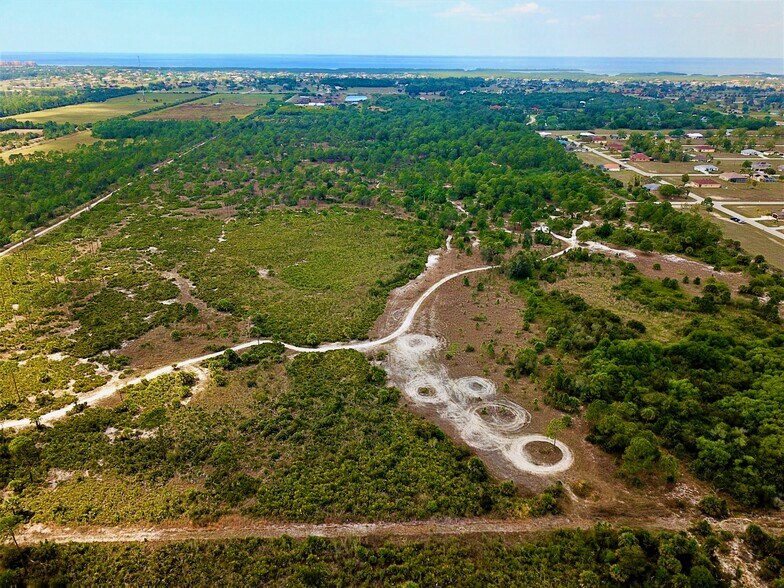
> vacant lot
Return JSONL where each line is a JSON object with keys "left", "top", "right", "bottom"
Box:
{"left": 137, "top": 93, "right": 277, "bottom": 121}
{"left": 700, "top": 209, "right": 784, "bottom": 269}
{"left": 4, "top": 92, "right": 203, "bottom": 124}
{"left": 1, "top": 130, "right": 99, "bottom": 161}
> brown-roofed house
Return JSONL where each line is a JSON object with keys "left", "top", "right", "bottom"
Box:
{"left": 687, "top": 177, "right": 721, "bottom": 188}
{"left": 719, "top": 172, "right": 749, "bottom": 183}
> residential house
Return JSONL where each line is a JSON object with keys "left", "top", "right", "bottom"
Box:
{"left": 630, "top": 152, "right": 652, "bottom": 162}
{"left": 692, "top": 153, "right": 709, "bottom": 162}
{"left": 772, "top": 209, "right": 784, "bottom": 220}
{"left": 606, "top": 141, "right": 625, "bottom": 151}
{"left": 751, "top": 161, "right": 771, "bottom": 171}
{"left": 686, "top": 132, "right": 704, "bottom": 139}
{"left": 602, "top": 163, "right": 621, "bottom": 172}
{"left": 694, "top": 164, "right": 719, "bottom": 173}
{"left": 692, "top": 145, "right": 715, "bottom": 153}
{"left": 687, "top": 177, "right": 721, "bottom": 188}
{"left": 719, "top": 172, "right": 749, "bottom": 183}
{"left": 740, "top": 149, "right": 764, "bottom": 157}
{"left": 752, "top": 172, "right": 777, "bottom": 183}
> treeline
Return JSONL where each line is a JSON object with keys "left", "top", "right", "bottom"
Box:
{"left": 0, "top": 119, "right": 214, "bottom": 245}
{"left": 184, "top": 94, "right": 619, "bottom": 224}
{"left": 0, "top": 87, "right": 136, "bottom": 117}
{"left": 318, "top": 76, "right": 489, "bottom": 95}
{"left": 0, "top": 525, "right": 726, "bottom": 586}
{"left": 513, "top": 252, "right": 784, "bottom": 507}
{"left": 516, "top": 91, "right": 774, "bottom": 130}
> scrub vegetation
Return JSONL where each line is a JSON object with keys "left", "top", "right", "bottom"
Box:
{"left": 0, "top": 525, "right": 727, "bottom": 587}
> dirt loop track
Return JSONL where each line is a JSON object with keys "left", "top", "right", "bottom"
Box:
{"left": 16, "top": 514, "right": 784, "bottom": 546}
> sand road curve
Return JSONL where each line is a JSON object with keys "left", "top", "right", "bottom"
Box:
{"left": 1, "top": 223, "right": 587, "bottom": 434}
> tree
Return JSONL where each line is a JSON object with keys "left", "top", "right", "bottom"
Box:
{"left": 545, "top": 417, "right": 566, "bottom": 445}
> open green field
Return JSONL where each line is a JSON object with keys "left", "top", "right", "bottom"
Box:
{"left": 0, "top": 194, "right": 438, "bottom": 418}
{"left": 0, "top": 129, "right": 99, "bottom": 161}
{"left": 137, "top": 92, "right": 278, "bottom": 121}
{"left": 2, "top": 92, "right": 203, "bottom": 124}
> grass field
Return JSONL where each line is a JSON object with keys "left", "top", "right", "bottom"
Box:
{"left": 0, "top": 130, "right": 99, "bottom": 161}
{"left": 137, "top": 93, "right": 278, "bottom": 121}
{"left": 0, "top": 196, "right": 438, "bottom": 416}
{"left": 699, "top": 209, "right": 784, "bottom": 269}
{"left": 3, "top": 92, "right": 203, "bottom": 124}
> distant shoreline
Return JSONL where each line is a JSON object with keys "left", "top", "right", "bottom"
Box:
{"left": 2, "top": 52, "right": 782, "bottom": 76}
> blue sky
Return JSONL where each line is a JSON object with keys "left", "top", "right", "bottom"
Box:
{"left": 2, "top": 0, "right": 782, "bottom": 58}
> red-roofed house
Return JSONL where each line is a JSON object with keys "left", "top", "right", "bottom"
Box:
{"left": 630, "top": 152, "right": 652, "bottom": 162}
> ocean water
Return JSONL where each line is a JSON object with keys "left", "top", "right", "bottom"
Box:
{"left": 1, "top": 52, "right": 782, "bottom": 76}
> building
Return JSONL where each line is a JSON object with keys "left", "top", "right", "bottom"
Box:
{"left": 630, "top": 152, "right": 652, "bottom": 162}
{"left": 719, "top": 172, "right": 749, "bottom": 183}
{"left": 751, "top": 161, "right": 771, "bottom": 171}
{"left": 602, "top": 163, "right": 621, "bottom": 172}
{"left": 345, "top": 94, "right": 368, "bottom": 104}
{"left": 692, "top": 145, "right": 715, "bottom": 153}
{"left": 606, "top": 141, "right": 624, "bottom": 151}
{"left": 740, "top": 149, "right": 764, "bottom": 157}
{"left": 752, "top": 172, "right": 777, "bottom": 183}
{"left": 686, "top": 132, "right": 704, "bottom": 139}
{"left": 687, "top": 177, "right": 721, "bottom": 188}
{"left": 772, "top": 209, "right": 784, "bottom": 220}
{"left": 642, "top": 183, "right": 661, "bottom": 191}
{"left": 694, "top": 164, "right": 719, "bottom": 173}
{"left": 692, "top": 153, "right": 709, "bottom": 162}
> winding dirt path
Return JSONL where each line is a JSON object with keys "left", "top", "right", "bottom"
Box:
{"left": 2, "top": 223, "right": 592, "bottom": 432}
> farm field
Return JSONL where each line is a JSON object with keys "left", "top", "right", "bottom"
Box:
{"left": 3, "top": 92, "right": 203, "bottom": 124}
{"left": 0, "top": 129, "right": 99, "bottom": 161}
{"left": 136, "top": 92, "right": 278, "bottom": 121}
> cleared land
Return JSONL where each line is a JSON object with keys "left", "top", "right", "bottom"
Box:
{"left": 3, "top": 92, "right": 203, "bottom": 124}
{"left": 137, "top": 93, "right": 277, "bottom": 121}
{"left": 700, "top": 208, "right": 784, "bottom": 268}
{"left": 0, "top": 130, "right": 99, "bottom": 161}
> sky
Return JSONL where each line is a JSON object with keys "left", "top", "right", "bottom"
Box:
{"left": 1, "top": 0, "right": 782, "bottom": 59}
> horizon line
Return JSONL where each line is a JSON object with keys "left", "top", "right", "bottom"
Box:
{"left": 3, "top": 51, "right": 783, "bottom": 61}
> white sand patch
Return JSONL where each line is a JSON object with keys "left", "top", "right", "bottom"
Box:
{"left": 388, "top": 334, "right": 572, "bottom": 476}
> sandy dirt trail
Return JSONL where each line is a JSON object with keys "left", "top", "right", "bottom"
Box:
{"left": 15, "top": 513, "right": 784, "bottom": 546}
{"left": 0, "top": 222, "right": 598, "bottom": 432}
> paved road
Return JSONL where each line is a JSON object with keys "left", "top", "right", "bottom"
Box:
{"left": 576, "top": 142, "right": 784, "bottom": 242}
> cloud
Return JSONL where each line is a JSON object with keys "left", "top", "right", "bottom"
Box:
{"left": 437, "top": 1, "right": 543, "bottom": 21}
{"left": 503, "top": 2, "right": 543, "bottom": 15}
{"left": 581, "top": 13, "right": 601, "bottom": 21}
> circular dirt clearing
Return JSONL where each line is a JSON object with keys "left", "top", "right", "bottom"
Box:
{"left": 503, "top": 434, "right": 574, "bottom": 475}
{"left": 454, "top": 376, "right": 496, "bottom": 402}
{"left": 470, "top": 400, "right": 531, "bottom": 434}
{"left": 403, "top": 374, "right": 450, "bottom": 405}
